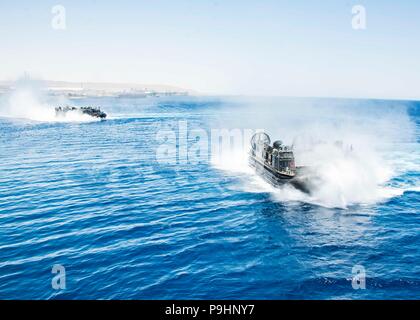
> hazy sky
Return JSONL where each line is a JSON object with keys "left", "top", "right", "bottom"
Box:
{"left": 1, "top": 0, "right": 419, "bottom": 99}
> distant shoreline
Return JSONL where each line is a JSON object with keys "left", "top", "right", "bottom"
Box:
{"left": 0, "top": 80, "right": 419, "bottom": 102}
{"left": 0, "top": 79, "right": 193, "bottom": 98}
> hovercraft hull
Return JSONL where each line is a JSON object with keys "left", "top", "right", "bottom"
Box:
{"left": 249, "top": 155, "right": 310, "bottom": 194}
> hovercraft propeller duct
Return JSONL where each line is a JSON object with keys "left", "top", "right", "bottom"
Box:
{"left": 251, "top": 132, "right": 271, "bottom": 150}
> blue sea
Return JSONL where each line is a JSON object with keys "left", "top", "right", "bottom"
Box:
{"left": 0, "top": 94, "right": 419, "bottom": 299}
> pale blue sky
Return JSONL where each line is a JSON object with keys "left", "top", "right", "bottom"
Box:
{"left": 0, "top": 0, "right": 419, "bottom": 99}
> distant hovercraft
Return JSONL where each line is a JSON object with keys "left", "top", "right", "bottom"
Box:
{"left": 55, "top": 106, "right": 107, "bottom": 119}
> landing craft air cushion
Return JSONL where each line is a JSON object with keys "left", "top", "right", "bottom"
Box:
{"left": 55, "top": 106, "right": 107, "bottom": 119}
{"left": 249, "top": 132, "right": 310, "bottom": 193}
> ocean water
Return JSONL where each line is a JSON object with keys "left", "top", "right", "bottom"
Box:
{"left": 0, "top": 93, "right": 419, "bottom": 299}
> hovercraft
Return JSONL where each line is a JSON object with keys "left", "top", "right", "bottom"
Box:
{"left": 249, "top": 132, "right": 310, "bottom": 193}
{"left": 55, "top": 106, "right": 107, "bottom": 119}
